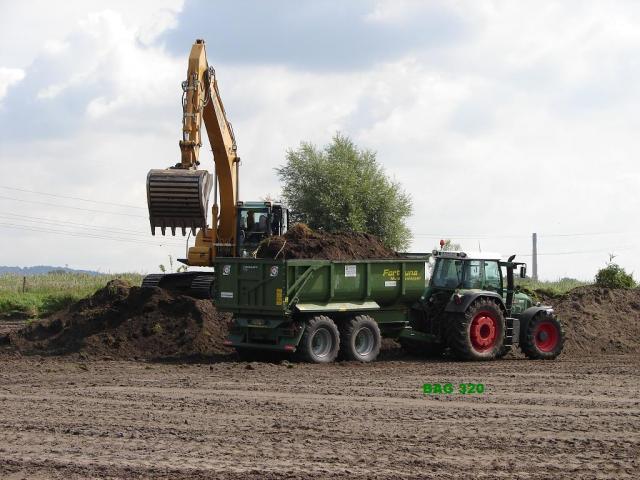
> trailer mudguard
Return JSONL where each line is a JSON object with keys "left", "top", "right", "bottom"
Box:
{"left": 295, "top": 301, "right": 380, "bottom": 313}
{"left": 444, "top": 291, "right": 505, "bottom": 314}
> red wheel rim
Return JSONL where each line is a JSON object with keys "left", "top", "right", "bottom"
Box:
{"left": 470, "top": 311, "right": 498, "bottom": 352}
{"left": 534, "top": 321, "right": 559, "bottom": 352}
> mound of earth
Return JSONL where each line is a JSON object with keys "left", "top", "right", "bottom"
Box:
{"left": 256, "top": 223, "right": 398, "bottom": 260}
{"left": 2, "top": 280, "right": 232, "bottom": 360}
{"left": 548, "top": 285, "right": 640, "bottom": 355}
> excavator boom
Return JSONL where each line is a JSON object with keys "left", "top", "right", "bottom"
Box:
{"left": 146, "top": 39, "right": 238, "bottom": 261}
{"left": 143, "top": 39, "right": 288, "bottom": 298}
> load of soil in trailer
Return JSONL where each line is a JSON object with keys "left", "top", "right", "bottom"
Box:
{"left": 256, "top": 223, "right": 398, "bottom": 260}
{"left": 1, "top": 280, "right": 232, "bottom": 360}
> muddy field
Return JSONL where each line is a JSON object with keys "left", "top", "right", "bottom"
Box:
{"left": 0, "top": 353, "right": 638, "bottom": 479}
{"left": 1, "top": 253, "right": 639, "bottom": 478}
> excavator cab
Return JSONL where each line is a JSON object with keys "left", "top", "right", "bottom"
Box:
{"left": 236, "top": 201, "right": 288, "bottom": 257}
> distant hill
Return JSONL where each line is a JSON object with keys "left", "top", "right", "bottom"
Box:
{"left": 0, "top": 266, "right": 103, "bottom": 276}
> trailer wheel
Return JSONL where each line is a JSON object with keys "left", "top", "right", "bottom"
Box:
{"left": 298, "top": 316, "right": 340, "bottom": 363}
{"left": 447, "top": 299, "right": 505, "bottom": 361}
{"left": 339, "top": 315, "right": 381, "bottom": 362}
{"left": 521, "top": 314, "right": 565, "bottom": 360}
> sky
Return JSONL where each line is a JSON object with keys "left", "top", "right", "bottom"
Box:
{"left": 0, "top": 0, "right": 639, "bottom": 280}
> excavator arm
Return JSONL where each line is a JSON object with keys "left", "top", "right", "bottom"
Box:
{"left": 147, "top": 39, "right": 239, "bottom": 265}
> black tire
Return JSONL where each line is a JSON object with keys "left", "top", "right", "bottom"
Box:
{"left": 297, "top": 315, "right": 340, "bottom": 363}
{"left": 399, "top": 337, "right": 444, "bottom": 358}
{"left": 447, "top": 298, "right": 506, "bottom": 361}
{"left": 339, "top": 315, "right": 381, "bottom": 362}
{"left": 521, "top": 314, "right": 565, "bottom": 360}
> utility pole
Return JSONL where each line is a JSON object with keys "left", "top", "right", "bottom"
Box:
{"left": 532, "top": 233, "right": 538, "bottom": 281}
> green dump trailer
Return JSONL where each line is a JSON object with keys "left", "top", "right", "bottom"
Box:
{"left": 214, "top": 251, "right": 566, "bottom": 363}
{"left": 215, "top": 257, "right": 429, "bottom": 362}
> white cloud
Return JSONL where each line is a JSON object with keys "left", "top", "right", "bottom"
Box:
{"left": 0, "top": 0, "right": 184, "bottom": 68}
{"left": 1, "top": 1, "right": 640, "bottom": 281}
{"left": 0, "top": 67, "right": 25, "bottom": 101}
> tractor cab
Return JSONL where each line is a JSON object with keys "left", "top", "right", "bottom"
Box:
{"left": 427, "top": 251, "right": 533, "bottom": 314}
{"left": 430, "top": 252, "right": 502, "bottom": 292}
{"left": 236, "top": 201, "right": 289, "bottom": 257}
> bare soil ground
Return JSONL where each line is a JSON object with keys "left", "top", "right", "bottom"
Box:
{"left": 0, "top": 353, "right": 638, "bottom": 479}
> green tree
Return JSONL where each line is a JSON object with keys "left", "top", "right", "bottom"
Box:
{"left": 595, "top": 255, "right": 635, "bottom": 288}
{"left": 277, "top": 134, "right": 413, "bottom": 250}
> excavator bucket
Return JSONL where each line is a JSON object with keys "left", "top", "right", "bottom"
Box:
{"left": 146, "top": 169, "right": 213, "bottom": 235}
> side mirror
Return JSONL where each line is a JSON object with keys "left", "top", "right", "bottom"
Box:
{"left": 519, "top": 266, "right": 527, "bottom": 279}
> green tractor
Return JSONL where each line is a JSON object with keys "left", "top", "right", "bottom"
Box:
{"left": 399, "top": 251, "right": 565, "bottom": 360}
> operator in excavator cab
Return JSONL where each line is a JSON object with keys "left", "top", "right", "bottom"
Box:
{"left": 245, "top": 210, "right": 268, "bottom": 243}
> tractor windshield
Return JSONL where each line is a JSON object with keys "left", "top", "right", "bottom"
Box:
{"left": 431, "top": 259, "right": 463, "bottom": 288}
{"left": 431, "top": 258, "right": 503, "bottom": 291}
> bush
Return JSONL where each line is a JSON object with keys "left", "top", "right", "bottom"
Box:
{"left": 595, "top": 263, "right": 635, "bottom": 289}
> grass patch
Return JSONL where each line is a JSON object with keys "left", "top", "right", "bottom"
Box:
{"left": 0, "top": 272, "right": 143, "bottom": 318}
{"left": 516, "top": 278, "right": 591, "bottom": 298}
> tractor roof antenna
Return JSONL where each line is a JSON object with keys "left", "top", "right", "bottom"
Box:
{"left": 478, "top": 240, "right": 482, "bottom": 252}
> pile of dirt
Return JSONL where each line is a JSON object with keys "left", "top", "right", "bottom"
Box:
{"left": 256, "top": 223, "right": 398, "bottom": 260}
{"left": 2, "top": 280, "right": 232, "bottom": 360}
{"left": 548, "top": 285, "right": 640, "bottom": 355}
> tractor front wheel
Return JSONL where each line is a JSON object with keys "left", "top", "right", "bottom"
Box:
{"left": 447, "top": 299, "right": 505, "bottom": 361}
{"left": 521, "top": 314, "right": 565, "bottom": 360}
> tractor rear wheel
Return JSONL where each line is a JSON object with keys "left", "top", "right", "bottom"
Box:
{"left": 297, "top": 316, "right": 340, "bottom": 363}
{"left": 521, "top": 314, "right": 565, "bottom": 360}
{"left": 447, "top": 299, "right": 505, "bottom": 361}
{"left": 339, "top": 315, "right": 381, "bottom": 362}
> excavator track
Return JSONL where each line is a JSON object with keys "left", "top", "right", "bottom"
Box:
{"left": 147, "top": 169, "right": 212, "bottom": 236}
{"left": 140, "top": 272, "right": 215, "bottom": 299}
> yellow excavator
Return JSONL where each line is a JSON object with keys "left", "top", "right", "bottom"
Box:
{"left": 142, "top": 39, "right": 288, "bottom": 297}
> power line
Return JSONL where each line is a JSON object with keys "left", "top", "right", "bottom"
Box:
{"left": 413, "top": 231, "right": 637, "bottom": 239}
{"left": 413, "top": 233, "right": 526, "bottom": 239}
{"left": 0, "top": 195, "right": 147, "bottom": 218}
{"left": 0, "top": 185, "right": 145, "bottom": 210}
{"left": 0, "top": 212, "right": 153, "bottom": 237}
{"left": 0, "top": 222, "right": 187, "bottom": 248}
{"left": 515, "top": 245, "right": 637, "bottom": 256}
{"left": 0, "top": 214, "right": 187, "bottom": 247}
